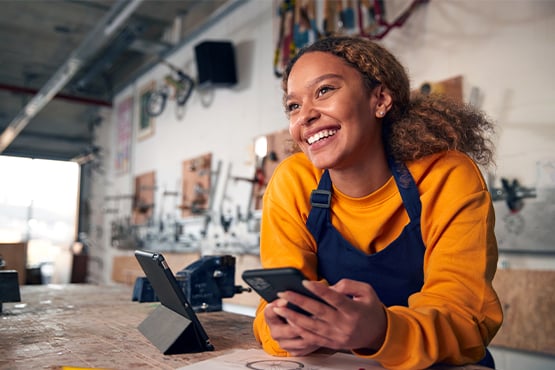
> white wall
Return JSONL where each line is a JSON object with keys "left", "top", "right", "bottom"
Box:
{"left": 378, "top": 1, "right": 555, "bottom": 275}
{"left": 90, "top": 1, "right": 555, "bottom": 368}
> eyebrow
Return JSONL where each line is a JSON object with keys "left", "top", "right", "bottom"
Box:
{"left": 285, "top": 73, "right": 343, "bottom": 102}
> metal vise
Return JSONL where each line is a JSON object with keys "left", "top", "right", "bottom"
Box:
{"left": 176, "top": 255, "right": 250, "bottom": 312}
{"left": 132, "top": 254, "right": 249, "bottom": 312}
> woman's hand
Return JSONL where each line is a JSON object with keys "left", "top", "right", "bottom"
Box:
{"left": 263, "top": 298, "right": 321, "bottom": 356}
{"left": 266, "top": 279, "right": 387, "bottom": 356}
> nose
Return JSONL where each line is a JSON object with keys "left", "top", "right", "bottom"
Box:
{"left": 292, "top": 102, "right": 319, "bottom": 128}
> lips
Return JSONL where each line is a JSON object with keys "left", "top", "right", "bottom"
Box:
{"left": 306, "top": 129, "right": 338, "bottom": 145}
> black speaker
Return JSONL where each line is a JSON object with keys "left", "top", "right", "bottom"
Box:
{"left": 194, "top": 40, "right": 237, "bottom": 88}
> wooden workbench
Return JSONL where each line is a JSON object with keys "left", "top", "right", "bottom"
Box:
{"left": 0, "top": 284, "right": 491, "bottom": 369}
{"left": 0, "top": 284, "right": 257, "bottom": 369}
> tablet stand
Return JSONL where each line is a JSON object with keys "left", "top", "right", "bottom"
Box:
{"left": 138, "top": 304, "right": 208, "bottom": 354}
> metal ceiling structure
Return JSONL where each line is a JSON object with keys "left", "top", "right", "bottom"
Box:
{"left": 0, "top": 0, "right": 235, "bottom": 161}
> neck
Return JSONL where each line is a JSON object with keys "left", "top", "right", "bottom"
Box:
{"left": 329, "top": 153, "right": 391, "bottom": 198}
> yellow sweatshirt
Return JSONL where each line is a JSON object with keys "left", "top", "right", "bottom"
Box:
{"left": 253, "top": 150, "right": 502, "bottom": 369}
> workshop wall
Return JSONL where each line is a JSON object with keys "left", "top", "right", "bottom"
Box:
{"left": 89, "top": 0, "right": 282, "bottom": 300}
{"left": 87, "top": 1, "right": 554, "bottom": 368}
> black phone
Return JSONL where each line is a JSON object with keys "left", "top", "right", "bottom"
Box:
{"left": 242, "top": 267, "right": 330, "bottom": 316}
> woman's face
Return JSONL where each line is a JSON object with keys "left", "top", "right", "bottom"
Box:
{"left": 286, "top": 51, "right": 385, "bottom": 170}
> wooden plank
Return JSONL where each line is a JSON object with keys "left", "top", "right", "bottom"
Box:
{"left": 0, "top": 242, "right": 27, "bottom": 285}
{"left": 491, "top": 269, "right": 555, "bottom": 355}
{"left": 415, "top": 75, "right": 464, "bottom": 103}
{"left": 111, "top": 252, "right": 200, "bottom": 285}
{"left": 228, "top": 254, "right": 262, "bottom": 307}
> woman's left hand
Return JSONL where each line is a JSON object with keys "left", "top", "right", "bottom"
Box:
{"left": 273, "top": 278, "right": 387, "bottom": 355}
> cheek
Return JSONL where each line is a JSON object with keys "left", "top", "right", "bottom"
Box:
{"left": 289, "top": 120, "right": 300, "bottom": 140}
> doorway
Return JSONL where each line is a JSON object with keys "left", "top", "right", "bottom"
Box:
{"left": 0, "top": 155, "right": 79, "bottom": 284}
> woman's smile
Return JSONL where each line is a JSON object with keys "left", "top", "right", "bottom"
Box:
{"left": 306, "top": 128, "right": 338, "bottom": 145}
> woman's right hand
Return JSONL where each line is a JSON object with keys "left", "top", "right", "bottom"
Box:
{"left": 263, "top": 298, "right": 321, "bottom": 356}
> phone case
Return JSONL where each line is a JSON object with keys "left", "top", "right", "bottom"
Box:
{"left": 242, "top": 267, "right": 328, "bottom": 316}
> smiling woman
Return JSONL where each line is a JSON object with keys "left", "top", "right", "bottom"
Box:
{"left": 253, "top": 36, "right": 501, "bottom": 370}
{"left": 0, "top": 155, "right": 79, "bottom": 284}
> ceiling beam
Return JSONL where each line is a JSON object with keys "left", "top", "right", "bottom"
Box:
{"left": 0, "top": 83, "right": 112, "bottom": 107}
{"left": 0, "top": 0, "right": 144, "bottom": 154}
{"left": 8, "top": 130, "right": 92, "bottom": 145}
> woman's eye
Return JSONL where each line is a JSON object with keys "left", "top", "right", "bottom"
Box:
{"left": 287, "top": 103, "right": 299, "bottom": 112}
{"left": 317, "top": 86, "right": 334, "bottom": 97}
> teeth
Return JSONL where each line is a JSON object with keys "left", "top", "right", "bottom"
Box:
{"left": 307, "top": 129, "right": 337, "bottom": 144}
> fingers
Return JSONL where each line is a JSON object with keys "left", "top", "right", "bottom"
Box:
{"left": 328, "top": 278, "right": 378, "bottom": 302}
{"left": 273, "top": 279, "right": 359, "bottom": 322}
{"left": 264, "top": 299, "right": 322, "bottom": 356}
{"left": 266, "top": 279, "right": 387, "bottom": 353}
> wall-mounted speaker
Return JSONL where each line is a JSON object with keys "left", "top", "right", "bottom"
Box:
{"left": 194, "top": 40, "right": 237, "bottom": 88}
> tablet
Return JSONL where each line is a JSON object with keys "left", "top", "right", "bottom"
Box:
{"left": 134, "top": 249, "right": 214, "bottom": 352}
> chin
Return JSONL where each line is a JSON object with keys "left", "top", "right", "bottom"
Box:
{"left": 308, "top": 156, "right": 334, "bottom": 170}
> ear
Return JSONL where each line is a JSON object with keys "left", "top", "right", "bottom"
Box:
{"left": 373, "top": 85, "right": 393, "bottom": 119}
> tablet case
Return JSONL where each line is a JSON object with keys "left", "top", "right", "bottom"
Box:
{"left": 134, "top": 250, "right": 214, "bottom": 354}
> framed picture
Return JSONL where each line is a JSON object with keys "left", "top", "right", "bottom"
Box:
{"left": 138, "top": 81, "right": 155, "bottom": 140}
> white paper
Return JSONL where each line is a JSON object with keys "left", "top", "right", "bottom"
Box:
{"left": 177, "top": 348, "right": 384, "bottom": 369}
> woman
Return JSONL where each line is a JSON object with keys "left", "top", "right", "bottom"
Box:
{"left": 252, "top": 36, "right": 502, "bottom": 369}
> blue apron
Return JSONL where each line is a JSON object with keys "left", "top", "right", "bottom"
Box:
{"left": 305, "top": 157, "right": 494, "bottom": 368}
{"left": 306, "top": 157, "right": 425, "bottom": 307}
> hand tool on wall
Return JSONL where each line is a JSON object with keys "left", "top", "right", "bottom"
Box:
{"left": 293, "top": 0, "right": 320, "bottom": 50}
{"left": 273, "top": 0, "right": 296, "bottom": 77}
{"left": 145, "top": 59, "right": 195, "bottom": 118}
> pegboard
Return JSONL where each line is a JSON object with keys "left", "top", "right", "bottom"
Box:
{"left": 132, "top": 171, "right": 156, "bottom": 225}
{"left": 180, "top": 153, "right": 212, "bottom": 217}
{"left": 416, "top": 75, "right": 463, "bottom": 103}
{"left": 252, "top": 129, "right": 296, "bottom": 210}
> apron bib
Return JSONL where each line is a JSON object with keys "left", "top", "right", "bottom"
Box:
{"left": 305, "top": 156, "right": 494, "bottom": 368}
{"left": 306, "top": 157, "right": 425, "bottom": 307}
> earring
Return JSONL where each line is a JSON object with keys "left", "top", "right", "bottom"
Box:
{"left": 378, "top": 111, "right": 385, "bottom": 117}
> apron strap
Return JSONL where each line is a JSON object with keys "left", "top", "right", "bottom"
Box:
{"left": 306, "top": 158, "right": 422, "bottom": 240}
{"left": 387, "top": 156, "right": 422, "bottom": 222}
{"left": 306, "top": 170, "right": 332, "bottom": 241}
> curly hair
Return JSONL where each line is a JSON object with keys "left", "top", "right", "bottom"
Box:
{"left": 281, "top": 36, "right": 495, "bottom": 167}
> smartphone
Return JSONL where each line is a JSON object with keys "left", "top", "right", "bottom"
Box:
{"left": 242, "top": 267, "right": 330, "bottom": 316}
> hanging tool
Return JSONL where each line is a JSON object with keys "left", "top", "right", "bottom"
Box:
{"left": 146, "top": 59, "right": 195, "bottom": 117}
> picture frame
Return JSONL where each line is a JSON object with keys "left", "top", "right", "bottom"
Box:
{"left": 138, "top": 81, "right": 155, "bottom": 140}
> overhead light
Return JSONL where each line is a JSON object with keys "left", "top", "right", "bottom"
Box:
{"left": 254, "top": 136, "right": 268, "bottom": 158}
